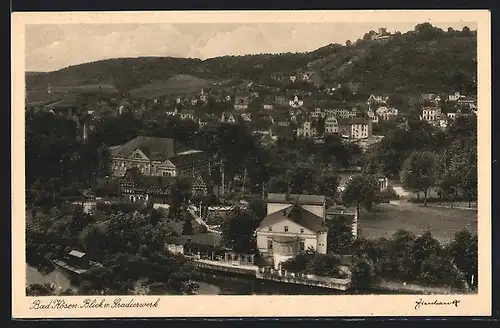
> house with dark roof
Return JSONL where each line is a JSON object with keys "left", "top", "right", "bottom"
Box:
{"left": 233, "top": 92, "right": 250, "bottom": 111}
{"left": 120, "top": 167, "right": 176, "bottom": 203}
{"left": 256, "top": 193, "right": 328, "bottom": 269}
{"left": 337, "top": 117, "right": 372, "bottom": 139}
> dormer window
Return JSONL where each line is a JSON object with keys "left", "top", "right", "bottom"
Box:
{"left": 268, "top": 226, "right": 272, "bottom": 232}
{"left": 284, "top": 226, "right": 289, "bottom": 232}
{"left": 300, "top": 228, "right": 304, "bottom": 233}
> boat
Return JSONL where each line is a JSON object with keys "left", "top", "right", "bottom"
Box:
{"left": 50, "top": 249, "right": 102, "bottom": 279}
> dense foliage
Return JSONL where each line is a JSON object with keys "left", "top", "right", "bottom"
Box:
{"left": 363, "top": 115, "right": 477, "bottom": 206}
{"left": 221, "top": 207, "right": 262, "bottom": 254}
{"left": 281, "top": 250, "right": 344, "bottom": 278}
{"left": 350, "top": 229, "right": 476, "bottom": 290}
{"left": 26, "top": 204, "right": 200, "bottom": 295}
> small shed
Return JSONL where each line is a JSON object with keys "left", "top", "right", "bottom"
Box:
{"left": 67, "top": 250, "right": 89, "bottom": 268}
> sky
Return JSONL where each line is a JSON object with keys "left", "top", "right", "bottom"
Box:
{"left": 25, "top": 22, "right": 476, "bottom": 72}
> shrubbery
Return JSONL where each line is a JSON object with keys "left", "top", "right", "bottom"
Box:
{"left": 351, "top": 229, "right": 475, "bottom": 291}
{"left": 281, "top": 250, "right": 343, "bottom": 278}
{"left": 26, "top": 205, "right": 200, "bottom": 295}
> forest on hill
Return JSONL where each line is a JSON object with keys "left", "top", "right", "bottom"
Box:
{"left": 26, "top": 23, "right": 477, "bottom": 97}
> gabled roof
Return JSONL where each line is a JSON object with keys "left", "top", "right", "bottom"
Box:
{"left": 110, "top": 136, "right": 191, "bottom": 161}
{"left": 266, "top": 193, "right": 325, "bottom": 206}
{"left": 338, "top": 117, "right": 370, "bottom": 125}
{"left": 122, "top": 167, "right": 177, "bottom": 192}
{"left": 168, "top": 150, "right": 207, "bottom": 167}
{"left": 259, "top": 202, "right": 325, "bottom": 232}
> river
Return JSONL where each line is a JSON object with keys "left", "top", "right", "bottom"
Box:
{"left": 26, "top": 264, "right": 345, "bottom": 295}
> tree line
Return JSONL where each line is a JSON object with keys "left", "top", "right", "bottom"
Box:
{"left": 26, "top": 203, "right": 200, "bottom": 295}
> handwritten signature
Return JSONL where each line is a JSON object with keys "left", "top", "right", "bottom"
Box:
{"left": 415, "top": 298, "right": 460, "bottom": 310}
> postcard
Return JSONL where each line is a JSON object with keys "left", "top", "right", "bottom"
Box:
{"left": 12, "top": 10, "right": 491, "bottom": 318}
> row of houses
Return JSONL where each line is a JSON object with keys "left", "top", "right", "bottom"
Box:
{"left": 269, "top": 69, "right": 323, "bottom": 86}
{"left": 107, "top": 136, "right": 216, "bottom": 201}
{"left": 420, "top": 106, "right": 476, "bottom": 129}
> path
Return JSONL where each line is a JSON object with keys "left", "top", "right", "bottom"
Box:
{"left": 186, "top": 206, "right": 222, "bottom": 235}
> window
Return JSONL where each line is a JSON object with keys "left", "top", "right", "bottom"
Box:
{"left": 268, "top": 226, "right": 273, "bottom": 232}
{"left": 284, "top": 226, "right": 289, "bottom": 232}
{"left": 299, "top": 241, "right": 305, "bottom": 251}
{"left": 267, "top": 240, "right": 273, "bottom": 251}
{"left": 300, "top": 228, "right": 304, "bottom": 233}
{"left": 134, "top": 153, "right": 142, "bottom": 159}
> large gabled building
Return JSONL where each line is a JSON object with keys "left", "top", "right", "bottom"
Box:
{"left": 256, "top": 193, "right": 328, "bottom": 269}
{"left": 108, "top": 136, "right": 214, "bottom": 198}
{"left": 109, "top": 136, "right": 208, "bottom": 178}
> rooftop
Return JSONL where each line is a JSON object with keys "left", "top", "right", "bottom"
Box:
{"left": 109, "top": 136, "right": 192, "bottom": 161}
{"left": 68, "top": 250, "right": 86, "bottom": 258}
{"left": 260, "top": 202, "right": 326, "bottom": 232}
{"left": 266, "top": 193, "right": 326, "bottom": 206}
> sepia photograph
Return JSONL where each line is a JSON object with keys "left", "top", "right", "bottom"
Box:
{"left": 12, "top": 10, "right": 491, "bottom": 318}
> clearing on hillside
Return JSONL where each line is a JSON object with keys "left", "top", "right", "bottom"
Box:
{"left": 129, "top": 74, "right": 216, "bottom": 99}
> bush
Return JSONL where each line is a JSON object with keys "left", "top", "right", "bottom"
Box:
{"left": 350, "top": 257, "right": 376, "bottom": 290}
{"left": 353, "top": 229, "right": 472, "bottom": 290}
{"left": 377, "top": 186, "right": 399, "bottom": 203}
{"left": 281, "top": 250, "right": 315, "bottom": 274}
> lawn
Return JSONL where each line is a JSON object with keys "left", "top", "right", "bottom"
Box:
{"left": 358, "top": 202, "right": 477, "bottom": 244}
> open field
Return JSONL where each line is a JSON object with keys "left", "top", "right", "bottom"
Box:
{"left": 358, "top": 201, "right": 477, "bottom": 244}
{"left": 26, "top": 84, "right": 118, "bottom": 103}
{"left": 129, "top": 74, "right": 216, "bottom": 99}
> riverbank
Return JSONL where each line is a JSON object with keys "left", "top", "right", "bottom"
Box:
{"left": 28, "top": 263, "right": 470, "bottom": 296}
{"left": 372, "top": 279, "right": 474, "bottom": 295}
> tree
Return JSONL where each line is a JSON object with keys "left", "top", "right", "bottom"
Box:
{"left": 450, "top": 140, "right": 477, "bottom": 207}
{"left": 400, "top": 151, "right": 438, "bottom": 205}
{"left": 326, "top": 214, "right": 354, "bottom": 255}
{"left": 289, "top": 162, "right": 318, "bottom": 194}
{"left": 447, "top": 229, "right": 478, "bottom": 288}
{"left": 306, "top": 253, "right": 342, "bottom": 277}
{"left": 411, "top": 230, "right": 442, "bottom": 272}
{"left": 350, "top": 257, "right": 376, "bottom": 290}
{"left": 317, "top": 173, "right": 339, "bottom": 203}
{"left": 79, "top": 224, "right": 101, "bottom": 256}
{"left": 149, "top": 208, "right": 162, "bottom": 226}
{"left": 281, "top": 249, "right": 315, "bottom": 273}
{"left": 221, "top": 208, "right": 261, "bottom": 254}
{"left": 363, "top": 30, "right": 376, "bottom": 40}
{"left": 182, "top": 220, "right": 194, "bottom": 235}
{"left": 26, "top": 284, "right": 56, "bottom": 296}
{"left": 342, "top": 174, "right": 380, "bottom": 220}
{"left": 169, "top": 178, "right": 192, "bottom": 217}
{"left": 461, "top": 26, "right": 472, "bottom": 37}
{"left": 247, "top": 198, "right": 267, "bottom": 220}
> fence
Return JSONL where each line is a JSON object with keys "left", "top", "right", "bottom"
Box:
{"left": 256, "top": 267, "right": 351, "bottom": 290}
